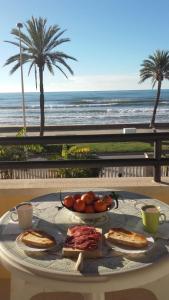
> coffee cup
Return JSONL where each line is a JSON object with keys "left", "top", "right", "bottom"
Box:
{"left": 10, "top": 202, "right": 33, "bottom": 229}
{"left": 141, "top": 205, "right": 166, "bottom": 234}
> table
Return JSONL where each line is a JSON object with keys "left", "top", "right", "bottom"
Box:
{"left": 1, "top": 190, "right": 169, "bottom": 300}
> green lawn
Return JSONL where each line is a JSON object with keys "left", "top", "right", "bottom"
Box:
{"left": 78, "top": 142, "right": 153, "bottom": 153}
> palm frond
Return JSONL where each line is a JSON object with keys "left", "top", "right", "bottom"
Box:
{"left": 27, "top": 60, "right": 38, "bottom": 89}
{"left": 45, "top": 58, "right": 54, "bottom": 75}
{"left": 53, "top": 56, "right": 74, "bottom": 75}
{"left": 53, "top": 64, "right": 68, "bottom": 78}
{"left": 9, "top": 62, "right": 21, "bottom": 74}
{"left": 44, "top": 26, "right": 61, "bottom": 50}
{"left": 49, "top": 51, "right": 77, "bottom": 61}
{"left": 4, "top": 54, "right": 20, "bottom": 66}
{"left": 54, "top": 29, "right": 67, "bottom": 40}
{"left": 4, "top": 53, "right": 32, "bottom": 70}
{"left": 45, "top": 37, "right": 70, "bottom": 52}
{"left": 28, "top": 61, "right": 35, "bottom": 75}
{"left": 152, "top": 78, "right": 157, "bottom": 88}
{"left": 10, "top": 29, "right": 34, "bottom": 49}
{"left": 34, "top": 64, "right": 38, "bottom": 89}
{"left": 10, "top": 59, "right": 29, "bottom": 74}
{"left": 4, "top": 40, "right": 30, "bottom": 53}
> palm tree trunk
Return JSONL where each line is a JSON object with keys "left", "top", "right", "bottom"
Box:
{"left": 150, "top": 80, "right": 162, "bottom": 128}
{"left": 39, "top": 66, "right": 45, "bottom": 136}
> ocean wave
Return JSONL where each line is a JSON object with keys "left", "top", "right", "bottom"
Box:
{"left": 0, "top": 90, "right": 169, "bottom": 125}
{"left": 0, "top": 99, "right": 168, "bottom": 110}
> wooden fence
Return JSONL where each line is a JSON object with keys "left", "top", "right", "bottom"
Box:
{"left": 0, "top": 165, "right": 167, "bottom": 180}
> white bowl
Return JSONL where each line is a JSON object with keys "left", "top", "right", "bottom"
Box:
{"left": 61, "top": 201, "right": 114, "bottom": 222}
{"left": 60, "top": 191, "right": 118, "bottom": 222}
{"left": 68, "top": 209, "right": 110, "bottom": 221}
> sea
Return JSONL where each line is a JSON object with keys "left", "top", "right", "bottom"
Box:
{"left": 0, "top": 89, "right": 169, "bottom": 126}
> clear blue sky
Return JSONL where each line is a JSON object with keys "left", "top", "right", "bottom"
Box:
{"left": 1, "top": 0, "right": 169, "bottom": 92}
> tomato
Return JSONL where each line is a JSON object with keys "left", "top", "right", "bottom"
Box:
{"left": 94, "top": 200, "right": 107, "bottom": 212}
{"left": 63, "top": 195, "right": 74, "bottom": 208}
{"left": 73, "top": 199, "right": 86, "bottom": 212}
{"left": 84, "top": 205, "right": 95, "bottom": 213}
{"left": 102, "top": 195, "right": 113, "bottom": 206}
{"left": 81, "top": 192, "right": 95, "bottom": 205}
{"left": 73, "top": 193, "right": 81, "bottom": 201}
{"left": 87, "top": 191, "right": 96, "bottom": 200}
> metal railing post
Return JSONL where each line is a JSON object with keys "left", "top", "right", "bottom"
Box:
{"left": 154, "top": 139, "right": 161, "bottom": 182}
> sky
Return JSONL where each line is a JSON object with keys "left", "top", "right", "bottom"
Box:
{"left": 1, "top": 0, "right": 169, "bottom": 92}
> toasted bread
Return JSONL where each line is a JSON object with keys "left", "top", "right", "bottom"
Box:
{"left": 105, "top": 228, "right": 148, "bottom": 249}
{"left": 20, "top": 229, "right": 56, "bottom": 248}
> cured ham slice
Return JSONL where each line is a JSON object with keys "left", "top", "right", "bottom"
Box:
{"left": 69, "top": 225, "right": 98, "bottom": 237}
{"left": 65, "top": 225, "right": 101, "bottom": 250}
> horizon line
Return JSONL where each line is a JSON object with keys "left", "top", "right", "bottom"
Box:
{"left": 0, "top": 88, "right": 168, "bottom": 94}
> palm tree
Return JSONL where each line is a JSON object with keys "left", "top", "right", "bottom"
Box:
{"left": 139, "top": 50, "right": 169, "bottom": 128}
{"left": 4, "top": 16, "right": 77, "bottom": 136}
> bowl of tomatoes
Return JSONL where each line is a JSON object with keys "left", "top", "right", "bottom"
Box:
{"left": 61, "top": 191, "right": 119, "bottom": 221}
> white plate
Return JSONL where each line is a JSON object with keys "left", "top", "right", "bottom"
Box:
{"left": 16, "top": 229, "right": 64, "bottom": 252}
{"left": 106, "top": 236, "right": 155, "bottom": 254}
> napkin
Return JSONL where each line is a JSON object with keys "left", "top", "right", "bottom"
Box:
{"left": 2, "top": 217, "right": 39, "bottom": 235}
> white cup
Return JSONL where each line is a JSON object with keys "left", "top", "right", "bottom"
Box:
{"left": 10, "top": 202, "right": 33, "bottom": 229}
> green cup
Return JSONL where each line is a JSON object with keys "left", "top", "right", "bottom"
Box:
{"left": 141, "top": 205, "right": 166, "bottom": 234}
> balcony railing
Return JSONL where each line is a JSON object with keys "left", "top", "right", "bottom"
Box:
{"left": 0, "top": 130, "right": 169, "bottom": 182}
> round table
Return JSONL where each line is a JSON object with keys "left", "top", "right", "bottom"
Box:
{"left": 1, "top": 190, "right": 169, "bottom": 300}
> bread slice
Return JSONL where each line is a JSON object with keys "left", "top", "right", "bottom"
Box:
{"left": 19, "top": 229, "right": 56, "bottom": 248}
{"left": 105, "top": 228, "right": 148, "bottom": 249}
